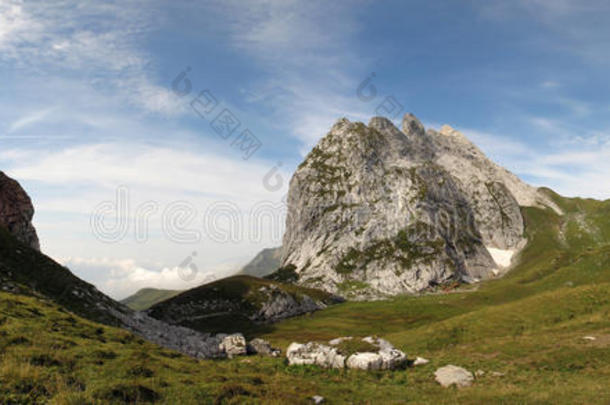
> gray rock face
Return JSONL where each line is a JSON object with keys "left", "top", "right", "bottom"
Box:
{"left": 434, "top": 365, "right": 474, "bottom": 388}
{"left": 426, "top": 124, "right": 560, "bottom": 250}
{"left": 256, "top": 286, "right": 323, "bottom": 322}
{"left": 108, "top": 309, "right": 226, "bottom": 359}
{"left": 0, "top": 172, "right": 40, "bottom": 250}
{"left": 280, "top": 114, "right": 558, "bottom": 299}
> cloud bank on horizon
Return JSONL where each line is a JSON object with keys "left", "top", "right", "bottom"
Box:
{"left": 1, "top": 0, "right": 609, "bottom": 298}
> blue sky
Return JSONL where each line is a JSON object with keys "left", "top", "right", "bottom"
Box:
{"left": 1, "top": 0, "right": 609, "bottom": 298}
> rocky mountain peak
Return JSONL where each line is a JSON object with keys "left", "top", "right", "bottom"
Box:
{"left": 0, "top": 171, "right": 40, "bottom": 251}
{"left": 402, "top": 113, "right": 426, "bottom": 137}
{"left": 280, "top": 113, "right": 560, "bottom": 299}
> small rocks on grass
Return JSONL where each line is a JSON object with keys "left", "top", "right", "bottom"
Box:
{"left": 289, "top": 337, "right": 407, "bottom": 371}
{"left": 312, "top": 395, "right": 325, "bottom": 404}
{"left": 490, "top": 371, "right": 505, "bottom": 377}
{"left": 434, "top": 365, "right": 474, "bottom": 388}
{"left": 412, "top": 357, "right": 429, "bottom": 366}
{"left": 582, "top": 336, "right": 596, "bottom": 341}
{"left": 475, "top": 369, "right": 485, "bottom": 377}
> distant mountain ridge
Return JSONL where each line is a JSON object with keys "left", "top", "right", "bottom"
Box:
{"left": 239, "top": 246, "right": 282, "bottom": 278}
{"left": 121, "top": 288, "right": 183, "bottom": 311}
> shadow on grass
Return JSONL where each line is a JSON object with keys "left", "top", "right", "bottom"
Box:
{"left": 176, "top": 314, "right": 278, "bottom": 339}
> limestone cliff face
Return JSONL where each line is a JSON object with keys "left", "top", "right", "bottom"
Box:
{"left": 280, "top": 114, "right": 557, "bottom": 299}
{"left": 0, "top": 171, "right": 40, "bottom": 251}
{"left": 424, "top": 122, "right": 561, "bottom": 249}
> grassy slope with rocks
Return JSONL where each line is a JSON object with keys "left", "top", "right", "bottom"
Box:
{"left": 1, "top": 190, "right": 609, "bottom": 403}
{"left": 121, "top": 288, "right": 183, "bottom": 311}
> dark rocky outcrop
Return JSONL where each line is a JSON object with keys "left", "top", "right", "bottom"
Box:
{"left": 0, "top": 171, "right": 40, "bottom": 250}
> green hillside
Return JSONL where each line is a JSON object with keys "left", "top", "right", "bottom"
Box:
{"left": 1, "top": 191, "right": 610, "bottom": 403}
{"left": 121, "top": 288, "right": 182, "bottom": 311}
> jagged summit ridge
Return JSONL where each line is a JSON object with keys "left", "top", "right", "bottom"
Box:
{"left": 280, "top": 113, "right": 558, "bottom": 299}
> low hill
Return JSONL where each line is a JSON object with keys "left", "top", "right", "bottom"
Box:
{"left": 147, "top": 275, "right": 343, "bottom": 336}
{"left": 121, "top": 288, "right": 182, "bottom": 311}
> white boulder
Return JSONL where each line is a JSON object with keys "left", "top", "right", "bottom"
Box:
{"left": 434, "top": 365, "right": 474, "bottom": 388}
{"left": 219, "top": 333, "right": 247, "bottom": 358}
{"left": 346, "top": 352, "right": 383, "bottom": 370}
{"left": 286, "top": 342, "right": 346, "bottom": 369}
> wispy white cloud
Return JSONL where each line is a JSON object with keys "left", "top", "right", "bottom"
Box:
{"left": 478, "top": 0, "right": 610, "bottom": 66}
{"left": 541, "top": 80, "right": 560, "bottom": 89}
{"left": 0, "top": 0, "right": 35, "bottom": 47}
{"left": 1, "top": 141, "right": 290, "bottom": 211}
{"left": 459, "top": 126, "right": 610, "bottom": 200}
{"left": 8, "top": 107, "right": 56, "bottom": 132}
{"left": 199, "top": 0, "right": 373, "bottom": 151}
{"left": 0, "top": 0, "right": 182, "bottom": 115}
{"left": 215, "top": 0, "right": 364, "bottom": 67}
